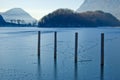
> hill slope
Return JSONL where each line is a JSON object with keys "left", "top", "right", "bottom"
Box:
{"left": 0, "top": 15, "right": 7, "bottom": 26}
{"left": 38, "top": 9, "right": 120, "bottom": 27}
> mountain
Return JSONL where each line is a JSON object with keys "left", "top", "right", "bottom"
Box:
{"left": 0, "top": 15, "right": 30, "bottom": 27}
{"left": 0, "top": 15, "right": 7, "bottom": 26}
{"left": 1, "top": 8, "right": 37, "bottom": 25}
{"left": 77, "top": 0, "right": 120, "bottom": 20}
{"left": 38, "top": 9, "right": 120, "bottom": 27}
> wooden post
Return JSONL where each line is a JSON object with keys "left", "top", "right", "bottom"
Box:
{"left": 75, "top": 32, "right": 78, "bottom": 63}
{"left": 38, "top": 31, "right": 41, "bottom": 56}
{"left": 54, "top": 32, "right": 57, "bottom": 60}
{"left": 101, "top": 33, "right": 104, "bottom": 66}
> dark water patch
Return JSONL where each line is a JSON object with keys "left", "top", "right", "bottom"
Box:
{"left": 78, "top": 59, "right": 92, "bottom": 63}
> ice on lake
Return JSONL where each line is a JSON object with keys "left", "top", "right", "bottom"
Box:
{"left": 0, "top": 27, "right": 120, "bottom": 80}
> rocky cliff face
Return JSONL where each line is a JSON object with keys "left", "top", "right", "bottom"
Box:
{"left": 77, "top": 0, "right": 120, "bottom": 20}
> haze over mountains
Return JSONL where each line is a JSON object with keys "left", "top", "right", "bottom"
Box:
{"left": 1, "top": 8, "right": 37, "bottom": 25}
{"left": 77, "top": 0, "right": 120, "bottom": 20}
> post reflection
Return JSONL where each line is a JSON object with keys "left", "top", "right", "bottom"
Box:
{"left": 100, "top": 65, "right": 104, "bottom": 80}
{"left": 54, "top": 59, "right": 57, "bottom": 80}
{"left": 74, "top": 63, "right": 78, "bottom": 80}
{"left": 37, "top": 56, "right": 41, "bottom": 80}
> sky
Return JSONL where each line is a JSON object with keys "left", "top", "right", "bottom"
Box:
{"left": 0, "top": 0, "right": 84, "bottom": 20}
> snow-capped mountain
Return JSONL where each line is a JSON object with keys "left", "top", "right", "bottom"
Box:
{"left": 77, "top": 0, "right": 120, "bottom": 20}
{"left": 1, "top": 8, "right": 37, "bottom": 24}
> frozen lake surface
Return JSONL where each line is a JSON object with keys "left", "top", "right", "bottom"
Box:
{"left": 0, "top": 27, "right": 120, "bottom": 80}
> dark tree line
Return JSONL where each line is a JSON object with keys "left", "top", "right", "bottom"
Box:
{"left": 10, "top": 19, "right": 25, "bottom": 24}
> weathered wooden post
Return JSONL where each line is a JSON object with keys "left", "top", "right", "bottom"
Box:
{"left": 75, "top": 32, "right": 78, "bottom": 63}
{"left": 101, "top": 33, "right": 104, "bottom": 66}
{"left": 38, "top": 31, "right": 41, "bottom": 56}
{"left": 54, "top": 32, "right": 57, "bottom": 60}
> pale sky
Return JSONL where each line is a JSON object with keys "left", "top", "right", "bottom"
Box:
{"left": 0, "top": 0, "right": 84, "bottom": 20}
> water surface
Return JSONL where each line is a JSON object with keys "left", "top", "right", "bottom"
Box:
{"left": 0, "top": 27, "right": 120, "bottom": 80}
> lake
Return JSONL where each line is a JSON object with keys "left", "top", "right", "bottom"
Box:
{"left": 0, "top": 27, "right": 120, "bottom": 80}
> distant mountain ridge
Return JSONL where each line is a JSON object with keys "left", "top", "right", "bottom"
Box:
{"left": 1, "top": 8, "right": 37, "bottom": 25}
{"left": 0, "top": 14, "right": 32, "bottom": 27}
{"left": 38, "top": 9, "right": 120, "bottom": 27}
{"left": 77, "top": 0, "right": 120, "bottom": 20}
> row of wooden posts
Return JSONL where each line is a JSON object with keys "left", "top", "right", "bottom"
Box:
{"left": 37, "top": 31, "right": 104, "bottom": 66}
